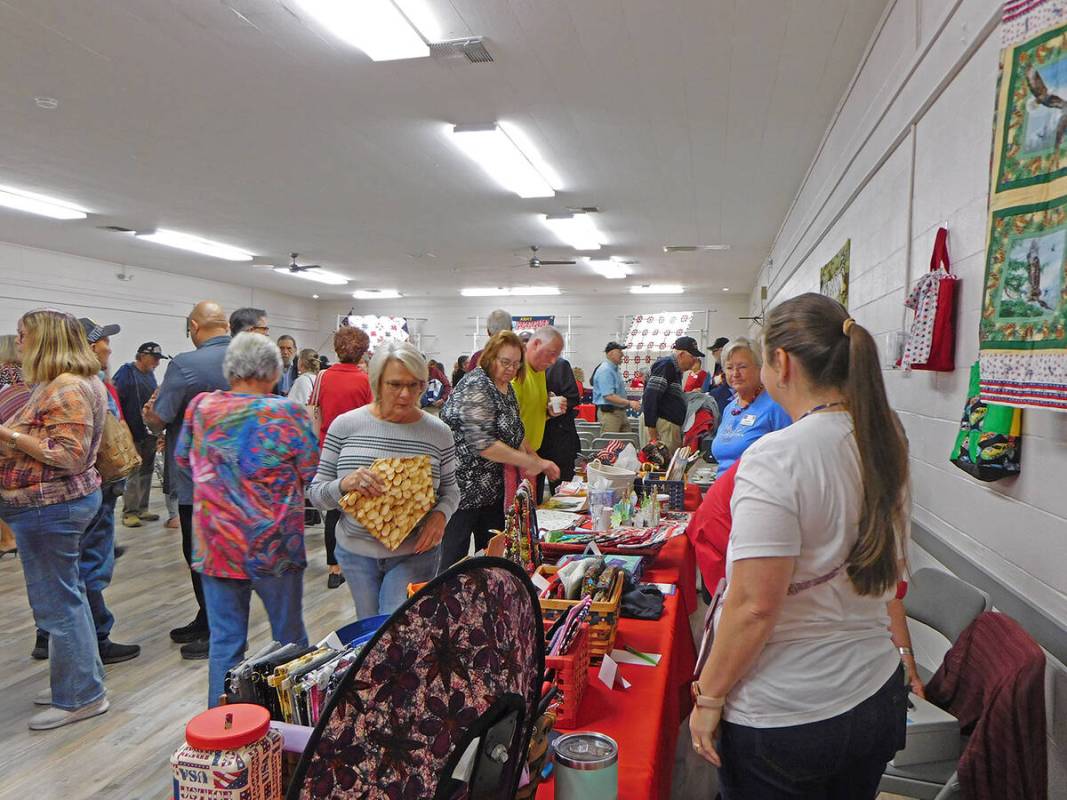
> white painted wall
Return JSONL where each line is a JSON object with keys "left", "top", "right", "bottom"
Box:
{"left": 758, "top": 0, "right": 1066, "bottom": 790}
{"left": 316, "top": 292, "right": 752, "bottom": 381}
{"left": 0, "top": 240, "right": 320, "bottom": 367}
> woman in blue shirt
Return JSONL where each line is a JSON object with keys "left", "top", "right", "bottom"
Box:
{"left": 711, "top": 337, "right": 791, "bottom": 471}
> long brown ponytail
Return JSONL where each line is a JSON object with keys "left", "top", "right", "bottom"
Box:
{"left": 763, "top": 293, "right": 908, "bottom": 597}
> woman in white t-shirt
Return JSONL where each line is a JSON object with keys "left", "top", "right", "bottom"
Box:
{"left": 689, "top": 292, "right": 909, "bottom": 799}
{"left": 286, "top": 348, "right": 320, "bottom": 406}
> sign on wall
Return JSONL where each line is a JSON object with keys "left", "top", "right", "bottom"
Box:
{"left": 512, "top": 315, "right": 555, "bottom": 332}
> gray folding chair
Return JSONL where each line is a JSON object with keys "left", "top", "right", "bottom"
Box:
{"left": 878, "top": 568, "right": 991, "bottom": 800}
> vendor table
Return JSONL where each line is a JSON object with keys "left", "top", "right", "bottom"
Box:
{"left": 576, "top": 403, "right": 598, "bottom": 423}
{"left": 536, "top": 534, "right": 698, "bottom": 799}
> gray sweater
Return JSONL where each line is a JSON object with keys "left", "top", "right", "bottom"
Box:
{"left": 308, "top": 406, "right": 460, "bottom": 558}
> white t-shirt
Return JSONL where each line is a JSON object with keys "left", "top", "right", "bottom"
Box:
{"left": 288, "top": 372, "right": 316, "bottom": 406}
{"left": 719, "top": 411, "right": 901, "bottom": 728}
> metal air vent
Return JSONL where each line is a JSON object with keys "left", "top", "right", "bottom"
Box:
{"left": 429, "top": 37, "right": 493, "bottom": 63}
{"left": 663, "top": 244, "right": 731, "bottom": 253}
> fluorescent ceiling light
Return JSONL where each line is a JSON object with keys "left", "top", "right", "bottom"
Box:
{"left": 450, "top": 124, "right": 557, "bottom": 198}
{"left": 273, "top": 267, "right": 349, "bottom": 285}
{"left": 137, "top": 229, "right": 253, "bottom": 261}
{"left": 0, "top": 184, "right": 88, "bottom": 220}
{"left": 662, "top": 244, "right": 731, "bottom": 253}
{"left": 461, "top": 286, "right": 561, "bottom": 297}
{"left": 585, "top": 256, "right": 630, "bottom": 279}
{"left": 630, "top": 284, "right": 683, "bottom": 295}
{"left": 722, "top": 287, "right": 730, "bottom": 292}
{"left": 541, "top": 213, "right": 605, "bottom": 251}
{"left": 353, "top": 289, "right": 402, "bottom": 299}
{"left": 295, "top": 0, "right": 429, "bottom": 61}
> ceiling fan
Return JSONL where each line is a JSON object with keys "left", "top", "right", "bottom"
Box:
{"left": 515, "top": 246, "right": 576, "bottom": 269}
{"left": 253, "top": 252, "right": 322, "bottom": 274}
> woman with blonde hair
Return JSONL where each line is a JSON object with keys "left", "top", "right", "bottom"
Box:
{"left": 0, "top": 309, "right": 110, "bottom": 730}
{"left": 0, "top": 333, "right": 25, "bottom": 556}
{"left": 690, "top": 294, "right": 909, "bottom": 797}
{"left": 286, "top": 348, "right": 321, "bottom": 406}
{"left": 0, "top": 333, "right": 21, "bottom": 387}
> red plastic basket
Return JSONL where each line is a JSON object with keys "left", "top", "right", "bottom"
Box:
{"left": 543, "top": 621, "right": 591, "bottom": 729}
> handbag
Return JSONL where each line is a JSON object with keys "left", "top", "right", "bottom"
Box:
{"left": 307, "top": 369, "right": 325, "bottom": 439}
{"left": 951, "top": 361, "right": 1022, "bottom": 481}
{"left": 903, "top": 227, "right": 959, "bottom": 371}
{"left": 95, "top": 413, "right": 142, "bottom": 483}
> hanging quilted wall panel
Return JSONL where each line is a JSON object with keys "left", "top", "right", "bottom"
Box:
{"left": 619, "top": 311, "right": 694, "bottom": 383}
{"left": 344, "top": 314, "right": 410, "bottom": 352}
{"left": 980, "top": 6, "right": 1067, "bottom": 411}
{"left": 819, "top": 240, "right": 851, "bottom": 310}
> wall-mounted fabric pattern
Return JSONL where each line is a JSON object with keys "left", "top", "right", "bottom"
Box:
{"left": 619, "top": 311, "right": 693, "bottom": 382}
{"left": 819, "top": 240, "right": 850, "bottom": 310}
{"left": 980, "top": 10, "right": 1067, "bottom": 411}
{"left": 344, "top": 315, "right": 410, "bottom": 351}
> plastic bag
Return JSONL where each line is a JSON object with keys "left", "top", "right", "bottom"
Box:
{"left": 614, "top": 443, "right": 639, "bottom": 473}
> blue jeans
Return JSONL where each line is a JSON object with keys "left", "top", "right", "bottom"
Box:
{"left": 335, "top": 545, "right": 440, "bottom": 619}
{"left": 201, "top": 571, "right": 308, "bottom": 708}
{"left": 2, "top": 491, "right": 106, "bottom": 710}
{"left": 718, "top": 665, "right": 907, "bottom": 799}
{"left": 39, "top": 491, "right": 117, "bottom": 644}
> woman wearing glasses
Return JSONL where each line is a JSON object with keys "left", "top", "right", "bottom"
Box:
{"left": 309, "top": 341, "right": 459, "bottom": 618}
{"left": 710, "top": 337, "right": 791, "bottom": 472}
{"left": 439, "top": 330, "right": 558, "bottom": 571}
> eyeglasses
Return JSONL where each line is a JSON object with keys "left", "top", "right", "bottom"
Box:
{"left": 497, "top": 358, "right": 522, "bottom": 370}
{"left": 384, "top": 380, "right": 425, "bottom": 393}
{"left": 725, "top": 364, "right": 751, "bottom": 373}
{"left": 252, "top": 325, "right": 270, "bottom": 335}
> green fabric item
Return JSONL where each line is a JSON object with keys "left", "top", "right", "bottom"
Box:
{"left": 951, "top": 361, "right": 1022, "bottom": 482}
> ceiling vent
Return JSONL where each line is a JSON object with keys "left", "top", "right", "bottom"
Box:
{"left": 429, "top": 37, "right": 493, "bottom": 63}
{"left": 663, "top": 244, "right": 731, "bottom": 253}
{"left": 98, "top": 225, "right": 135, "bottom": 233}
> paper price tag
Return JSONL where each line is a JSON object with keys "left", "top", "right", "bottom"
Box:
{"left": 597, "top": 654, "right": 631, "bottom": 690}
{"left": 531, "top": 571, "right": 551, "bottom": 592}
{"left": 590, "top": 540, "right": 603, "bottom": 557}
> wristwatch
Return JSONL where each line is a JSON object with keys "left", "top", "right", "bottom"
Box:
{"left": 8, "top": 431, "right": 20, "bottom": 446}
{"left": 691, "top": 685, "right": 726, "bottom": 709}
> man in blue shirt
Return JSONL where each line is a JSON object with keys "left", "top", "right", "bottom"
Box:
{"left": 113, "top": 342, "right": 168, "bottom": 528}
{"left": 591, "top": 341, "right": 640, "bottom": 433}
{"left": 144, "top": 301, "right": 230, "bottom": 660}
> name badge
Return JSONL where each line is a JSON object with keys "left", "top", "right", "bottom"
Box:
{"left": 740, "top": 414, "right": 757, "bottom": 427}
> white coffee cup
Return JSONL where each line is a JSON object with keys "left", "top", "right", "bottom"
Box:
{"left": 550, "top": 395, "right": 564, "bottom": 414}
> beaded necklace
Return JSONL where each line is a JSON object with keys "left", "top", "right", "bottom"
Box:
{"left": 730, "top": 385, "right": 763, "bottom": 415}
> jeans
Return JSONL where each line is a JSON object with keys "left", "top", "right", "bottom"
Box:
{"left": 165, "top": 492, "right": 179, "bottom": 521}
{"left": 39, "top": 491, "right": 117, "bottom": 644}
{"left": 180, "top": 504, "right": 208, "bottom": 630}
{"left": 439, "top": 505, "right": 503, "bottom": 574}
{"left": 201, "top": 571, "right": 308, "bottom": 708}
{"left": 324, "top": 509, "right": 340, "bottom": 567}
{"left": 122, "top": 436, "right": 157, "bottom": 515}
{"left": 2, "top": 491, "right": 106, "bottom": 710}
{"left": 718, "top": 665, "right": 907, "bottom": 799}
{"left": 335, "top": 545, "right": 440, "bottom": 618}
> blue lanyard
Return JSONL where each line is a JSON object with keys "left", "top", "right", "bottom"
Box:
{"left": 796, "top": 400, "right": 847, "bottom": 422}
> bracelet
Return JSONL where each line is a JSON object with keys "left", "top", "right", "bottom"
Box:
{"left": 8, "top": 431, "right": 20, "bottom": 447}
{"left": 898, "top": 646, "right": 913, "bottom": 657}
{"left": 691, "top": 686, "right": 726, "bottom": 709}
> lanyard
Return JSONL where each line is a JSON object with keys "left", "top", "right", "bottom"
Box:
{"left": 795, "top": 400, "right": 847, "bottom": 422}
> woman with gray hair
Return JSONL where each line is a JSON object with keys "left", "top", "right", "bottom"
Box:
{"left": 710, "top": 336, "right": 791, "bottom": 471}
{"left": 309, "top": 340, "right": 459, "bottom": 618}
{"left": 174, "top": 332, "right": 320, "bottom": 707}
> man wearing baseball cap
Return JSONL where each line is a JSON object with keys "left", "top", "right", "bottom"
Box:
{"left": 591, "top": 341, "right": 640, "bottom": 433}
{"left": 705, "top": 336, "right": 732, "bottom": 412}
{"left": 641, "top": 336, "right": 704, "bottom": 457}
{"left": 113, "top": 342, "right": 170, "bottom": 528}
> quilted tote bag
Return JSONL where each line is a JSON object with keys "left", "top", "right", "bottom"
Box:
{"left": 950, "top": 361, "right": 1022, "bottom": 482}
{"left": 905, "top": 227, "right": 960, "bottom": 372}
{"left": 95, "top": 413, "right": 142, "bottom": 483}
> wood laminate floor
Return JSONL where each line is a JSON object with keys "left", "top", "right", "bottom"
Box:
{"left": 0, "top": 494, "right": 912, "bottom": 800}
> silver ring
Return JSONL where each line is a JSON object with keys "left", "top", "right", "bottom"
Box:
{"left": 693, "top": 741, "right": 702, "bottom": 751}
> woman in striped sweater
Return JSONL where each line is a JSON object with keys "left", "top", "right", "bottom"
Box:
{"left": 309, "top": 341, "right": 459, "bottom": 618}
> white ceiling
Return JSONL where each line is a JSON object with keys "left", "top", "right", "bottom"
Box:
{"left": 0, "top": 0, "right": 887, "bottom": 300}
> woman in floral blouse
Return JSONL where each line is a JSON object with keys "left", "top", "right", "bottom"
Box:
{"left": 439, "top": 331, "right": 558, "bottom": 571}
{"left": 0, "top": 309, "right": 109, "bottom": 731}
{"left": 175, "top": 333, "right": 319, "bottom": 707}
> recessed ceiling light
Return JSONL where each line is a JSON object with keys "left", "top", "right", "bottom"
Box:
{"left": 294, "top": 0, "right": 430, "bottom": 61}
{"left": 353, "top": 289, "right": 402, "bottom": 299}
{"left": 541, "top": 213, "right": 606, "bottom": 251}
{"left": 0, "top": 184, "right": 88, "bottom": 220}
{"left": 312, "top": 294, "right": 320, "bottom": 299}
{"left": 34, "top": 96, "right": 58, "bottom": 110}
{"left": 460, "top": 286, "right": 560, "bottom": 297}
{"left": 630, "top": 284, "right": 683, "bottom": 294}
{"left": 450, "top": 123, "right": 557, "bottom": 198}
{"left": 584, "top": 256, "right": 630, "bottom": 279}
{"left": 662, "top": 245, "right": 731, "bottom": 253}
{"left": 272, "top": 267, "right": 349, "bottom": 285}
{"left": 722, "top": 287, "right": 730, "bottom": 292}
{"left": 136, "top": 228, "right": 253, "bottom": 261}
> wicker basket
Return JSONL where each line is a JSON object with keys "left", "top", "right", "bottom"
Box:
{"left": 535, "top": 565, "right": 623, "bottom": 659}
{"left": 543, "top": 621, "right": 591, "bottom": 729}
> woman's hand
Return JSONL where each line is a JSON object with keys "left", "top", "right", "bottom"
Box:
{"left": 523, "top": 454, "right": 560, "bottom": 481}
{"left": 339, "top": 468, "right": 388, "bottom": 497}
{"left": 904, "top": 656, "right": 926, "bottom": 699}
{"left": 412, "top": 511, "right": 446, "bottom": 554}
{"left": 689, "top": 704, "right": 723, "bottom": 767}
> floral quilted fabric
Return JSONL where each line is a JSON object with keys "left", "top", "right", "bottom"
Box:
{"left": 295, "top": 564, "right": 542, "bottom": 799}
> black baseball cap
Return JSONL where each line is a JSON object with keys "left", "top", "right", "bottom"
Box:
{"left": 711, "top": 336, "right": 730, "bottom": 351}
{"left": 79, "top": 317, "right": 121, "bottom": 344}
{"left": 604, "top": 341, "right": 627, "bottom": 353}
{"left": 672, "top": 336, "right": 705, "bottom": 358}
{"left": 136, "top": 342, "right": 170, "bottom": 359}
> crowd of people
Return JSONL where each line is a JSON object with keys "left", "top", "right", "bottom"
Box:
{"left": 0, "top": 297, "right": 917, "bottom": 798}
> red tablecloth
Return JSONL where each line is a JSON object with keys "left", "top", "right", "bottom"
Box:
{"left": 536, "top": 541, "right": 698, "bottom": 800}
